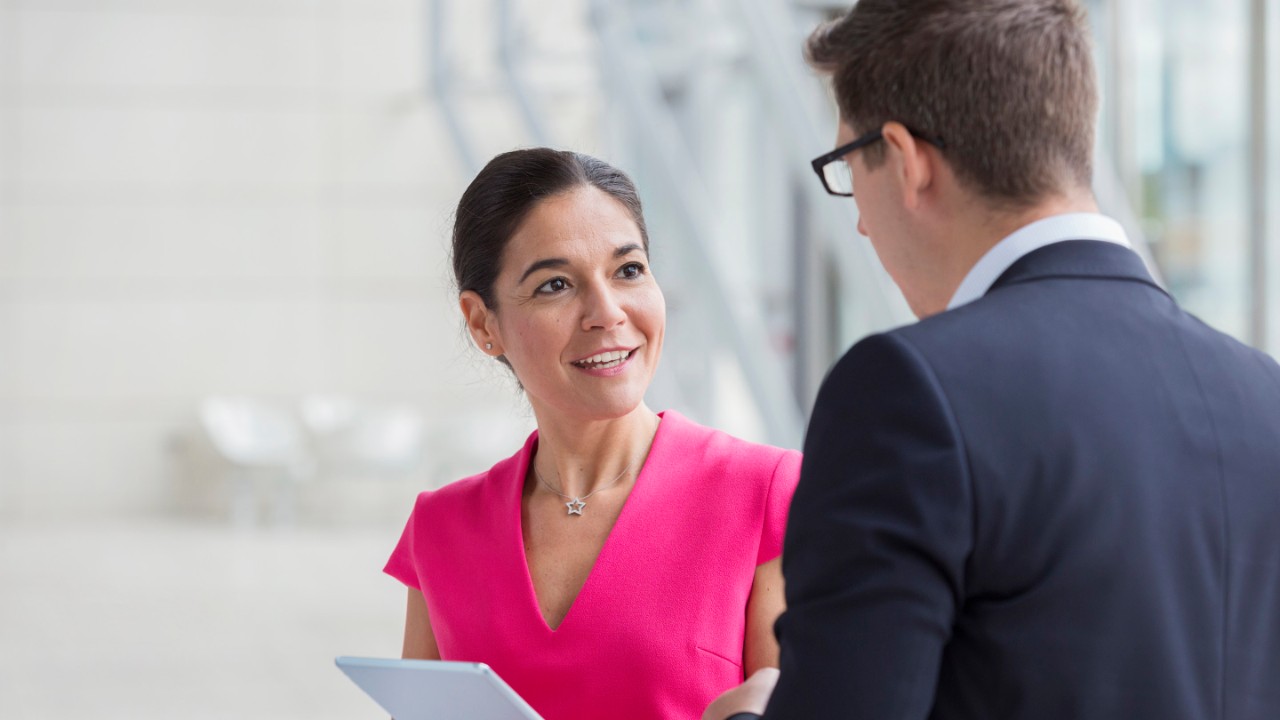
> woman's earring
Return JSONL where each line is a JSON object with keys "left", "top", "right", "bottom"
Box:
{"left": 485, "top": 343, "right": 493, "bottom": 351}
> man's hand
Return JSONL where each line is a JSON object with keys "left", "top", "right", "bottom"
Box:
{"left": 701, "top": 667, "right": 780, "bottom": 720}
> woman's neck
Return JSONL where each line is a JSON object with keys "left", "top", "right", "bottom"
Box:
{"left": 529, "top": 405, "right": 661, "bottom": 498}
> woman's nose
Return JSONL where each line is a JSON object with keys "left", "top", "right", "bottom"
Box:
{"left": 581, "top": 283, "right": 627, "bottom": 330}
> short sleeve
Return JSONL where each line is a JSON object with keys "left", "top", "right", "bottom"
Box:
{"left": 383, "top": 493, "right": 426, "bottom": 590}
{"left": 757, "top": 449, "right": 802, "bottom": 565}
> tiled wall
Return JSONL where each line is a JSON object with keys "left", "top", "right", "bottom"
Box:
{"left": 0, "top": 0, "right": 575, "bottom": 520}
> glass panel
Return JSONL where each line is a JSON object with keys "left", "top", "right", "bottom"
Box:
{"left": 1129, "top": 0, "right": 1251, "bottom": 339}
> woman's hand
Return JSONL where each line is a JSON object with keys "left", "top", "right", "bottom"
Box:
{"left": 701, "top": 667, "right": 780, "bottom": 720}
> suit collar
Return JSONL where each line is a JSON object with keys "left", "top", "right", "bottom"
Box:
{"left": 947, "top": 213, "right": 1130, "bottom": 309}
{"left": 988, "top": 239, "right": 1166, "bottom": 296}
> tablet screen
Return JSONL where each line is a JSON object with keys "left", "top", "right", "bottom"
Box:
{"left": 336, "top": 656, "right": 544, "bottom": 720}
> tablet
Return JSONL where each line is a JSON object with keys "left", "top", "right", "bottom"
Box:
{"left": 335, "top": 656, "right": 545, "bottom": 720}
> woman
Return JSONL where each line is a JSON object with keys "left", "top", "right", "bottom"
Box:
{"left": 384, "top": 148, "right": 800, "bottom": 720}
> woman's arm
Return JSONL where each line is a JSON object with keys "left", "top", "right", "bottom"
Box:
{"left": 401, "top": 588, "right": 441, "bottom": 660}
{"left": 743, "top": 557, "right": 785, "bottom": 674}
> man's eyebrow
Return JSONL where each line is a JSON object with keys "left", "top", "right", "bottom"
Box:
{"left": 518, "top": 257, "right": 568, "bottom": 284}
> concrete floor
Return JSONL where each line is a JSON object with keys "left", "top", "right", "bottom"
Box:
{"left": 0, "top": 519, "right": 408, "bottom": 719}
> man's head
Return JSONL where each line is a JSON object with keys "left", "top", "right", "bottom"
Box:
{"left": 808, "top": 0, "right": 1096, "bottom": 205}
{"left": 807, "top": 0, "right": 1099, "bottom": 316}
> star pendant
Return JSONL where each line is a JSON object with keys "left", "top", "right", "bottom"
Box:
{"left": 566, "top": 498, "right": 586, "bottom": 516}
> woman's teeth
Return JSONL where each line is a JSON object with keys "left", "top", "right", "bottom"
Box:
{"left": 574, "top": 350, "right": 632, "bottom": 369}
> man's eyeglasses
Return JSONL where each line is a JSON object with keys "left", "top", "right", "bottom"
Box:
{"left": 810, "top": 126, "right": 946, "bottom": 197}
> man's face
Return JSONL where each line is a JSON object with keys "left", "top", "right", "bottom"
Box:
{"left": 836, "top": 120, "right": 926, "bottom": 313}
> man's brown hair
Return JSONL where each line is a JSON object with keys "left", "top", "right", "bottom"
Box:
{"left": 806, "top": 0, "right": 1097, "bottom": 207}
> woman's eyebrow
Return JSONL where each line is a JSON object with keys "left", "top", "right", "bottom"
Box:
{"left": 519, "top": 244, "right": 645, "bottom": 283}
{"left": 518, "top": 257, "right": 568, "bottom": 283}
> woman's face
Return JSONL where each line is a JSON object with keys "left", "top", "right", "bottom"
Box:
{"left": 464, "top": 185, "right": 666, "bottom": 423}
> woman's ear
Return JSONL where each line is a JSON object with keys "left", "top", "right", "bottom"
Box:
{"left": 459, "top": 290, "right": 501, "bottom": 356}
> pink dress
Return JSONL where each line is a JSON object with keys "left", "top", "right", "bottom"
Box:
{"left": 384, "top": 410, "right": 801, "bottom": 720}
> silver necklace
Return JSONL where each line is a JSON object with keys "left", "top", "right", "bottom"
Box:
{"left": 533, "top": 462, "right": 633, "bottom": 516}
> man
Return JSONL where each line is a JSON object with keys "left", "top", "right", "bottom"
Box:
{"left": 705, "top": 1, "right": 1280, "bottom": 719}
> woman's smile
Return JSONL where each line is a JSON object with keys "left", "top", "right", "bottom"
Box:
{"left": 570, "top": 347, "right": 639, "bottom": 375}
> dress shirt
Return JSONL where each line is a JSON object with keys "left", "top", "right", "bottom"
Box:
{"left": 947, "top": 212, "right": 1130, "bottom": 310}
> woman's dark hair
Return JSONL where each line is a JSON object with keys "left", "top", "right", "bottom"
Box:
{"left": 452, "top": 148, "right": 649, "bottom": 311}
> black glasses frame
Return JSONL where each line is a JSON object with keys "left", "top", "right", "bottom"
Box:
{"left": 810, "top": 126, "right": 947, "bottom": 197}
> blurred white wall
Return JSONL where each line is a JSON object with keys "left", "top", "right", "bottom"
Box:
{"left": 0, "top": 0, "right": 569, "bottom": 523}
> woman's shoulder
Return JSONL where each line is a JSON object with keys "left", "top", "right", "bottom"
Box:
{"left": 651, "top": 412, "right": 801, "bottom": 555}
{"left": 656, "top": 410, "right": 801, "bottom": 481}
{"left": 413, "top": 469, "right": 486, "bottom": 511}
{"left": 412, "top": 431, "right": 535, "bottom": 517}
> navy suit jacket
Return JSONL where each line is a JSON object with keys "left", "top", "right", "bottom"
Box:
{"left": 763, "top": 240, "right": 1280, "bottom": 719}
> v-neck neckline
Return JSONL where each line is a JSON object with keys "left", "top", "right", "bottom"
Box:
{"left": 511, "top": 411, "right": 673, "bottom": 634}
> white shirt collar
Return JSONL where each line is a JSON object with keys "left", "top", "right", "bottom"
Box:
{"left": 946, "top": 212, "right": 1131, "bottom": 311}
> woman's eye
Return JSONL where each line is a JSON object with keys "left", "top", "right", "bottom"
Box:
{"left": 536, "top": 277, "right": 569, "bottom": 294}
{"left": 617, "top": 262, "right": 646, "bottom": 279}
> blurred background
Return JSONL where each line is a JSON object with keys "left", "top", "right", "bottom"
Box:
{"left": 0, "top": 0, "right": 1276, "bottom": 717}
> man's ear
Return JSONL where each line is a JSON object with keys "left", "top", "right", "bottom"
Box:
{"left": 881, "top": 121, "right": 934, "bottom": 210}
{"left": 459, "top": 290, "right": 501, "bottom": 356}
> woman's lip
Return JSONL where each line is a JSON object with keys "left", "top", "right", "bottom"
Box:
{"left": 570, "top": 347, "right": 637, "bottom": 365}
{"left": 570, "top": 348, "right": 638, "bottom": 376}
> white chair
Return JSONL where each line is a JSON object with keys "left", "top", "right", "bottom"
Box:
{"left": 299, "top": 395, "right": 427, "bottom": 480}
{"left": 295, "top": 395, "right": 429, "bottom": 525}
{"left": 199, "top": 396, "right": 314, "bottom": 527}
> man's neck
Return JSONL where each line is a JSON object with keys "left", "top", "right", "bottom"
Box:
{"left": 917, "top": 189, "right": 1099, "bottom": 317}
{"left": 973, "top": 192, "right": 1101, "bottom": 259}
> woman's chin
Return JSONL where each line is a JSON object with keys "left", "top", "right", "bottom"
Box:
{"left": 560, "top": 390, "right": 652, "bottom": 424}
